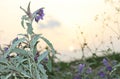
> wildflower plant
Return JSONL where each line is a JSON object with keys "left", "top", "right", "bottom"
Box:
{"left": 73, "top": 58, "right": 120, "bottom": 79}
{"left": 0, "top": 2, "right": 55, "bottom": 79}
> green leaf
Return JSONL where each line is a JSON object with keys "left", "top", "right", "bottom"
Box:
{"left": 21, "top": 15, "right": 28, "bottom": 29}
{"left": 30, "top": 34, "right": 40, "bottom": 47}
{"left": 38, "top": 64, "right": 48, "bottom": 79}
{"left": 38, "top": 64, "right": 46, "bottom": 74}
{"left": 20, "top": 59, "right": 28, "bottom": 63}
{"left": 13, "top": 75, "right": 17, "bottom": 79}
{"left": 40, "top": 37, "right": 55, "bottom": 54}
{"left": 5, "top": 73, "right": 12, "bottom": 79}
{"left": 0, "top": 76, "right": 5, "bottom": 79}
{"left": 0, "top": 58, "right": 8, "bottom": 65}
{"left": 0, "top": 65, "right": 7, "bottom": 71}
{"left": 21, "top": 20, "right": 25, "bottom": 29}
{"left": 17, "top": 58, "right": 28, "bottom": 68}
{"left": 30, "top": 34, "right": 41, "bottom": 53}
{"left": 12, "top": 48, "right": 28, "bottom": 56}
{"left": 0, "top": 45, "right": 4, "bottom": 53}
{"left": 46, "top": 59, "right": 52, "bottom": 72}
{"left": 36, "top": 70, "right": 41, "bottom": 79}
{"left": 37, "top": 51, "right": 48, "bottom": 64}
{"left": 26, "top": 23, "right": 33, "bottom": 35}
{"left": 27, "top": 2, "right": 31, "bottom": 16}
{"left": 21, "top": 71, "right": 31, "bottom": 78}
{"left": 28, "top": 58, "right": 32, "bottom": 75}
{"left": 11, "top": 38, "right": 26, "bottom": 49}
{"left": 113, "top": 63, "right": 120, "bottom": 68}
{"left": 12, "top": 37, "right": 18, "bottom": 44}
{"left": 41, "top": 75, "right": 48, "bottom": 79}
{"left": 4, "top": 38, "right": 26, "bottom": 57}
{"left": 18, "top": 34, "right": 28, "bottom": 39}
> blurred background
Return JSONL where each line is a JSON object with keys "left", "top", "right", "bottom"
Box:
{"left": 0, "top": 0, "right": 120, "bottom": 61}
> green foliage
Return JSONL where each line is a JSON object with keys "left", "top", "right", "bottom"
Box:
{"left": 40, "top": 37, "right": 55, "bottom": 54}
{"left": 0, "top": 2, "right": 55, "bottom": 79}
{"left": 21, "top": 15, "right": 28, "bottom": 29}
{"left": 48, "top": 53, "right": 120, "bottom": 79}
{"left": 26, "top": 23, "right": 33, "bottom": 35}
{"left": 37, "top": 51, "right": 48, "bottom": 64}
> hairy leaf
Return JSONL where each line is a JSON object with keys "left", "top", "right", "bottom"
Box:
{"left": 4, "top": 38, "right": 26, "bottom": 57}
{"left": 21, "top": 15, "right": 28, "bottom": 29}
{"left": 46, "top": 59, "right": 52, "bottom": 72}
{"left": 36, "top": 70, "right": 41, "bottom": 79}
{"left": 12, "top": 48, "right": 28, "bottom": 56}
{"left": 38, "top": 64, "right": 48, "bottom": 79}
{"left": 40, "top": 37, "right": 55, "bottom": 54}
{"left": 5, "top": 73, "right": 12, "bottom": 79}
{"left": 20, "top": 71, "right": 31, "bottom": 78}
{"left": 30, "top": 34, "right": 40, "bottom": 49}
{"left": 37, "top": 51, "right": 48, "bottom": 64}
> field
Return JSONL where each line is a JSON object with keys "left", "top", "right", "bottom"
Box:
{"left": 48, "top": 53, "right": 120, "bottom": 79}
{"left": 0, "top": 0, "right": 120, "bottom": 79}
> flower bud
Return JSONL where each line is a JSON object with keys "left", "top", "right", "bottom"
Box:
{"left": 9, "top": 52, "right": 17, "bottom": 57}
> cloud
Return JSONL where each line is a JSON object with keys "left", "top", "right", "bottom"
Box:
{"left": 38, "top": 19, "right": 61, "bottom": 29}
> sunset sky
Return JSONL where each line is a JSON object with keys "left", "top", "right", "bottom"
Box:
{"left": 0, "top": 0, "right": 118, "bottom": 60}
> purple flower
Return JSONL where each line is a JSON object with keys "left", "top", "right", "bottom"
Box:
{"left": 36, "top": 8, "right": 44, "bottom": 16}
{"left": 34, "top": 56, "right": 38, "bottom": 62}
{"left": 43, "top": 57, "right": 48, "bottom": 62}
{"left": 106, "top": 66, "right": 112, "bottom": 71}
{"left": 78, "top": 64, "right": 85, "bottom": 73}
{"left": 35, "top": 8, "right": 44, "bottom": 22}
{"left": 74, "top": 74, "right": 81, "bottom": 79}
{"left": 86, "top": 67, "right": 92, "bottom": 74}
{"left": 102, "top": 58, "right": 113, "bottom": 71}
{"left": 34, "top": 52, "right": 39, "bottom": 62}
{"left": 4, "top": 47, "right": 8, "bottom": 51}
{"left": 102, "top": 58, "right": 109, "bottom": 67}
{"left": 98, "top": 71, "right": 106, "bottom": 78}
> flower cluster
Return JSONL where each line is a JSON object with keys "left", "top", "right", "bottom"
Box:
{"left": 102, "top": 58, "right": 112, "bottom": 71}
{"left": 73, "top": 58, "right": 119, "bottom": 79}
{"left": 74, "top": 63, "right": 92, "bottom": 79}
{"left": 98, "top": 58, "right": 115, "bottom": 78}
{"left": 0, "top": 2, "right": 55, "bottom": 79}
{"left": 35, "top": 8, "right": 44, "bottom": 22}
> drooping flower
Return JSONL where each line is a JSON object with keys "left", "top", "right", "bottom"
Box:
{"left": 35, "top": 8, "right": 44, "bottom": 22}
{"left": 78, "top": 64, "right": 85, "bottom": 73}
{"left": 36, "top": 8, "right": 44, "bottom": 16}
{"left": 98, "top": 71, "right": 106, "bottom": 78}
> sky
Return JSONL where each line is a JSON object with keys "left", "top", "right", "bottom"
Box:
{"left": 0, "top": 0, "right": 118, "bottom": 61}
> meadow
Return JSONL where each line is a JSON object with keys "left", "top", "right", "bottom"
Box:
{"left": 0, "top": 0, "right": 120, "bottom": 79}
